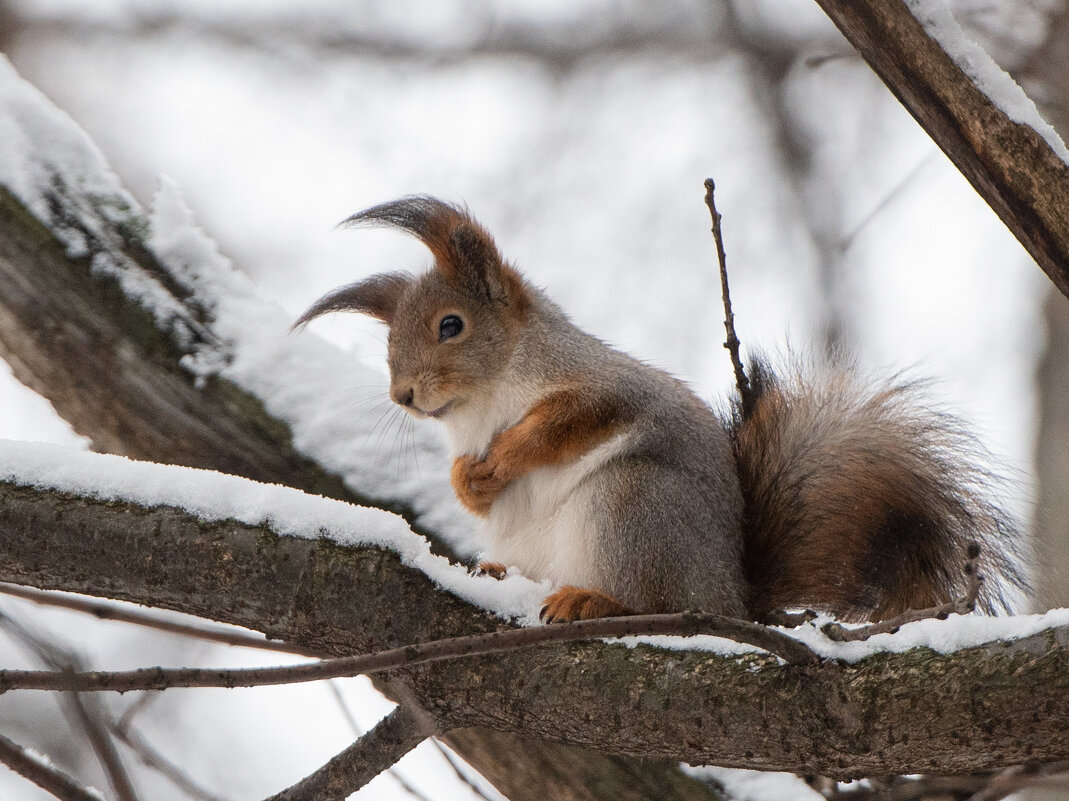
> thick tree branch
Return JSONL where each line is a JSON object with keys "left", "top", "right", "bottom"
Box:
{"left": 1, "top": 478, "right": 1066, "bottom": 780}
{"left": 811, "top": 0, "right": 1069, "bottom": 299}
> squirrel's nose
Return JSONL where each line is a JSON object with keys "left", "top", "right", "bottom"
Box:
{"left": 391, "top": 385, "right": 415, "bottom": 408}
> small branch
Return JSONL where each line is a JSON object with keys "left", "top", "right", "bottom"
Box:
{"left": 704, "top": 178, "right": 753, "bottom": 417}
{"left": 823, "top": 544, "right": 983, "bottom": 642}
{"left": 264, "top": 704, "right": 432, "bottom": 801}
{"left": 0, "top": 582, "right": 319, "bottom": 657}
{"left": 326, "top": 681, "right": 437, "bottom": 801}
{"left": 0, "top": 611, "right": 820, "bottom": 694}
{"left": 965, "top": 762, "right": 1069, "bottom": 801}
{"left": 0, "top": 609, "right": 141, "bottom": 801}
{"left": 0, "top": 732, "right": 103, "bottom": 801}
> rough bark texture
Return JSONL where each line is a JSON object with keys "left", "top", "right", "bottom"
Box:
{"left": 812, "top": 0, "right": 1069, "bottom": 301}
{"left": 0, "top": 480, "right": 1066, "bottom": 780}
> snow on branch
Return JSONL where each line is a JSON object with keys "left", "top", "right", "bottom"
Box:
{"left": 1, "top": 456, "right": 1068, "bottom": 780}
{"left": 0, "top": 54, "right": 471, "bottom": 555}
{"left": 813, "top": 0, "right": 1069, "bottom": 299}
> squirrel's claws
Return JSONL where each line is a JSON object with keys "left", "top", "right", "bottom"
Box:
{"left": 474, "top": 561, "right": 508, "bottom": 580}
{"left": 540, "top": 586, "right": 630, "bottom": 623}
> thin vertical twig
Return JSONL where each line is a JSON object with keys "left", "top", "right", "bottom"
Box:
{"left": 704, "top": 178, "right": 753, "bottom": 417}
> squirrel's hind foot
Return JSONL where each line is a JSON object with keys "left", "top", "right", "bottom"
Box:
{"left": 540, "top": 586, "right": 630, "bottom": 623}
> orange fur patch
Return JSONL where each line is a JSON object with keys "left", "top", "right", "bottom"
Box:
{"left": 488, "top": 388, "right": 627, "bottom": 477}
{"left": 540, "top": 586, "right": 630, "bottom": 623}
{"left": 451, "top": 388, "right": 629, "bottom": 514}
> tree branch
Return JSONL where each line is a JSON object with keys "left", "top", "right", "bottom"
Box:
{"left": 822, "top": 542, "right": 983, "bottom": 642}
{"left": 0, "top": 582, "right": 320, "bottom": 657}
{"left": 0, "top": 610, "right": 819, "bottom": 694}
{"left": 704, "top": 178, "right": 752, "bottom": 417}
{"left": 0, "top": 183, "right": 454, "bottom": 560}
{"left": 264, "top": 704, "right": 432, "bottom": 801}
{"left": 0, "top": 732, "right": 103, "bottom": 801}
{"left": 1, "top": 477, "right": 1067, "bottom": 779}
{"left": 0, "top": 609, "right": 141, "bottom": 801}
{"left": 811, "top": 0, "right": 1069, "bottom": 299}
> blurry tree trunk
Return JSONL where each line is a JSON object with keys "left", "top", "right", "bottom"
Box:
{"left": 1021, "top": 2, "right": 1069, "bottom": 610}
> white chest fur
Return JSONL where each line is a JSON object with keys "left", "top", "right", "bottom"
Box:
{"left": 442, "top": 377, "right": 547, "bottom": 459}
{"left": 479, "top": 431, "right": 633, "bottom": 586}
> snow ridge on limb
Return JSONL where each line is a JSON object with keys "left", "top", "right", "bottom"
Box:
{"left": 0, "top": 55, "right": 471, "bottom": 551}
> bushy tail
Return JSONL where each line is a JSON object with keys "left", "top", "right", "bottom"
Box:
{"left": 729, "top": 356, "right": 1027, "bottom": 623}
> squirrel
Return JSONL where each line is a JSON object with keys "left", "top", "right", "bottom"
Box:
{"left": 297, "top": 195, "right": 1026, "bottom": 624}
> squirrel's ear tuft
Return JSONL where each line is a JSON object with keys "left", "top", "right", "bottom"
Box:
{"left": 341, "top": 196, "right": 512, "bottom": 303}
{"left": 292, "top": 271, "right": 412, "bottom": 328}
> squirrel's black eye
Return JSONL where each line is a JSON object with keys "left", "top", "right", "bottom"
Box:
{"left": 438, "top": 314, "right": 464, "bottom": 342}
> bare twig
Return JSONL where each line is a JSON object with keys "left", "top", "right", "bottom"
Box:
{"left": 704, "top": 178, "right": 753, "bottom": 417}
{"left": 264, "top": 704, "right": 432, "bottom": 801}
{"left": 0, "top": 611, "right": 819, "bottom": 695}
{"left": 831, "top": 762, "right": 1069, "bottom": 801}
{"left": 822, "top": 543, "right": 983, "bottom": 642}
{"left": 0, "top": 583, "right": 319, "bottom": 657}
{"left": 964, "top": 761, "right": 1069, "bottom": 801}
{"left": 0, "top": 731, "right": 103, "bottom": 801}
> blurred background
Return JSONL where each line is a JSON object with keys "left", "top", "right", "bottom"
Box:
{"left": 0, "top": 0, "right": 1066, "bottom": 798}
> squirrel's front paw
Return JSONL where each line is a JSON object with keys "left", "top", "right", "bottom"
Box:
{"left": 451, "top": 455, "right": 509, "bottom": 516}
{"left": 540, "top": 586, "right": 630, "bottom": 623}
{"left": 473, "top": 561, "right": 508, "bottom": 580}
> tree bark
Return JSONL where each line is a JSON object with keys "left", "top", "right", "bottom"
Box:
{"left": 812, "top": 0, "right": 1069, "bottom": 300}
{"left": 0, "top": 479, "right": 1066, "bottom": 780}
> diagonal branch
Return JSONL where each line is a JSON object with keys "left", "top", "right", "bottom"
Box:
{"left": 0, "top": 610, "right": 141, "bottom": 801}
{"left": 264, "top": 704, "right": 433, "bottom": 801}
{"left": 811, "top": 0, "right": 1069, "bottom": 299}
{"left": 0, "top": 732, "right": 103, "bottom": 801}
{"left": 0, "top": 582, "right": 320, "bottom": 657}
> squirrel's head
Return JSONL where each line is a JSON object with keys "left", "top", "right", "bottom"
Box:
{"left": 295, "top": 196, "right": 530, "bottom": 420}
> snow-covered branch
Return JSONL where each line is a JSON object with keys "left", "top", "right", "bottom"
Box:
{"left": 812, "top": 0, "right": 1069, "bottom": 299}
{"left": 1, "top": 466, "right": 1068, "bottom": 780}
